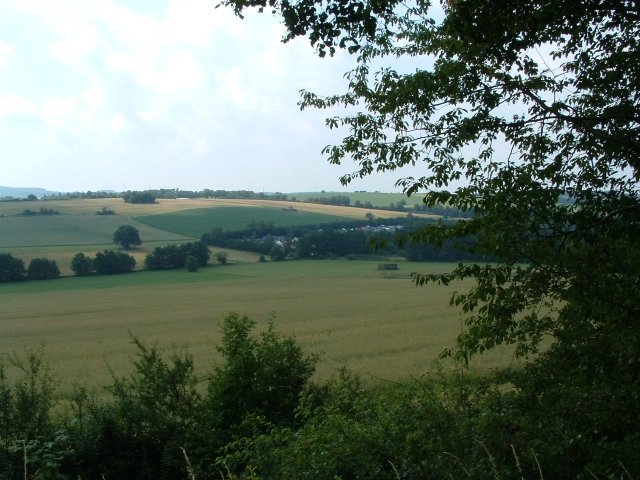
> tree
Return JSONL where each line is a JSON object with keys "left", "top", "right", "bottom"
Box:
{"left": 112, "top": 225, "right": 142, "bottom": 249}
{"left": 144, "top": 242, "right": 210, "bottom": 270}
{"left": 269, "top": 245, "right": 285, "bottom": 261}
{"left": 71, "top": 253, "right": 94, "bottom": 276}
{"left": 206, "top": 313, "right": 317, "bottom": 435}
{"left": 214, "top": 252, "right": 228, "bottom": 265}
{"left": 181, "top": 241, "right": 210, "bottom": 266}
{"left": 185, "top": 255, "right": 200, "bottom": 272}
{"left": 0, "top": 254, "right": 26, "bottom": 282}
{"left": 122, "top": 191, "right": 156, "bottom": 204}
{"left": 222, "top": 1, "right": 640, "bottom": 475}
{"left": 93, "top": 250, "right": 136, "bottom": 275}
{"left": 26, "top": 258, "right": 60, "bottom": 280}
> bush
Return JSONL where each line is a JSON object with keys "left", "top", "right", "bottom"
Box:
{"left": 122, "top": 191, "right": 156, "bottom": 204}
{"left": 0, "top": 254, "right": 26, "bottom": 282}
{"left": 93, "top": 250, "right": 136, "bottom": 275}
{"left": 71, "top": 253, "right": 94, "bottom": 276}
{"left": 0, "top": 349, "right": 60, "bottom": 479}
{"left": 185, "top": 255, "right": 199, "bottom": 272}
{"left": 205, "top": 314, "right": 317, "bottom": 435}
{"left": 27, "top": 258, "right": 60, "bottom": 280}
{"left": 96, "top": 207, "right": 115, "bottom": 215}
{"left": 144, "top": 242, "right": 210, "bottom": 271}
{"left": 269, "top": 245, "right": 285, "bottom": 261}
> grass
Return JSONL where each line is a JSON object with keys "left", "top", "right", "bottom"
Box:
{"left": 0, "top": 197, "right": 495, "bottom": 405}
{"left": 292, "top": 191, "right": 426, "bottom": 207}
{"left": 0, "top": 215, "right": 190, "bottom": 248}
{"left": 134, "top": 206, "right": 356, "bottom": 237}
{"left": 0, "top": 259, "right": 514, "bottom": 403}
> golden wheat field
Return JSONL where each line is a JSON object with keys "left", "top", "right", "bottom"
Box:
{"left": 0, "top": 260, "right": 514, "bottom": 402}
{"left": 0, "top": 197, "right": 432, "bottom": 219}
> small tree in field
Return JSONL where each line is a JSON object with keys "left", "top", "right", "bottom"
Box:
{"left": 214, "top": 252, "right": 228, "bottom": 265}
{"left": 113, "top": 225, "right": 142, "bottom": 249}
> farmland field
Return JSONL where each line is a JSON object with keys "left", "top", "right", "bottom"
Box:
{"left": 0, "top": 215, "right": 190, "bottom": 248}
{"left": 292, "top": 191, "right": 426, "bottom": 206}
{"left": 0, "top": 196, "right": 505, "bottom": 405}
{"left": 0, "top": 260, "right": 513, "bottom": 402}
{"left": 134, "top": 206, "right": 358, "bottom": 237}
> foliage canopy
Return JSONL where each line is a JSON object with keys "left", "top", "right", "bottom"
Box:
{"left": 112, "top": 225, "right": 142, "bottom": 249}
{"left": 0, "top": 254, "right": 26, "bottom": 282}
{"left": 222, "top": 0, "right": 640, "bottom": 473}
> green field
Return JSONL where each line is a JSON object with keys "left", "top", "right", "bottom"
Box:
{"left": 0, "top": 198, "right": 393, "bottom": 274}
{"left": 134, "top": 206, "right": 354, "bottom": 237}
{"left": 0, "top": 260, "right": 512, "bottom": 402}
{"left": 0, "top": 197, "right": 504, "bottom": 404}
{"left": 292, "top": 191, "right": 426, "bottom": 206}
{"left": 0, "top": 215, "right": 190, "bottom": 248}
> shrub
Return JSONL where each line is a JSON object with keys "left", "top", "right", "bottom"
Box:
{"left": 96, "top": 207, "right": 115, "bottom": 215}
{"left": 71, "top": 253, "right": 94, "bottom": 276}
{"left": 269, "top": 245, "right": 285, "bottom": 261}
{"left": 27, "top": 258, "right": 60, "bottom": 280}
{"left": 93, "top": 250, "right": 136, "bottom": 275}
{"left": 0, "top": 254, "right": 26, "bottom": 282}
{"left": 144, "top": 242, "right": 210, "bottom": 271}
{"left": 185, "top": 255, "right": 199, "bottom": 272}
{"left": 122, "top": 191, "right": 156, "bottom": 204}
{"left": 206, "top": 314, "right": 317, "bottom": 435}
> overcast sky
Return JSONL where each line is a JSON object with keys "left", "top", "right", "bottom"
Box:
{"left": 0, "top": 0, "right": 425, "bottom": 194}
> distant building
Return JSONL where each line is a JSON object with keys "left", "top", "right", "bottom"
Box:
{"left": 378, "top": 263, "right": 398, "bottom": 270}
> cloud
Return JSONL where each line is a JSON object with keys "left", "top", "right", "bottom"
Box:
{"left": 0, "top": 40, "right": 14, "bottom": 67}
{"left": 0, "top": 95, "right": 38, "bottom": 121}
{"left": 1, "top": 0, "right": 410, "bottom": 192}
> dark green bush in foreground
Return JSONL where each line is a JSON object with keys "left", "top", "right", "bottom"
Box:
{"left": 1, "top": 314, "right": 637, "bottom": 479}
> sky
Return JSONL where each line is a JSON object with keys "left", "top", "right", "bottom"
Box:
{"left": 0, "top": 0, "right": 423, "bottom": 194}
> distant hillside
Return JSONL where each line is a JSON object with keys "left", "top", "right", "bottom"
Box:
{"left": 0, "top": 186, "right": 59, "bottom": 199}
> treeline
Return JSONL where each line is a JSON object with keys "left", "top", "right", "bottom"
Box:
{"left": 1, "top": 313, "right": 636, "bottom": 479}
{"left": 143, "top": 242, "right": 210, "bottom": 271}
{"left": 303, "top": 196, "right": 469, "bottom": 217}
{"left": 20, "top": 207, "right": 60, "bottom": 216}
{"left": 123, "top": 189, "right": 290, "bottom": 201}
{"left": 1, "top": 242, "right": 215, "bottom": 283}
{"left": 15, "top": 187, "right": 471, "bottom": 217}
{"left": 201, "top": 217, "right": 487, "bottom": 261}
{"left": 42, "top": 191, "right": 118, "bottom": 200}
{"left": 122, "top": 191, "right": 157, "bottom": 204}
{"left": 39, "top": 189, "right": 290, "bottom": 202}
{"left": 0, "top": 251, "right": 136, "bottom": 282}
{"left": 304, "top": 194, "right": 351, "bottom": 206}
{"left": 71, "top": 251, "right": 136, "bottom": 276}
{"left": 0, "top": 254, "right": 60, "bottom": 282}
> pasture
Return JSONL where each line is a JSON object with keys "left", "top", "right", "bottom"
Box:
{"left": 0, "top": 260, "right": 513, "bottom": 403}
{"left": 134, "top": 205, "right": 356, "bottom": 237}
